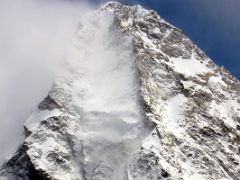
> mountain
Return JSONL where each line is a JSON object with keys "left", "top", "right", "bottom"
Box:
{"left": 1, "top": 1, "right": 240, "bottom": 180}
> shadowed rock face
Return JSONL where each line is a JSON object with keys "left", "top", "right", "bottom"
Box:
{"left": 1, "top": 2, "right": 240, "bottom": 180}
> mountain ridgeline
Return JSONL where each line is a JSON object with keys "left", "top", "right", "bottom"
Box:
{"left": 1, "top": 2, "right": 240, "bottom": 180}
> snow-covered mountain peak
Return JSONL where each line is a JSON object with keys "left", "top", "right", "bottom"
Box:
{"left": 1, "top": 2, "right": 240, "bottom": 180}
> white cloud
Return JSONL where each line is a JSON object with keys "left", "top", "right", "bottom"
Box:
{"left": 0, "top": 0, "right": 94, "bottom": 165}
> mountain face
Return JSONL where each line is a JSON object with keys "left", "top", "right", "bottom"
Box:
{"left": 1, "top": 1, "right": 240, "bottom": 180}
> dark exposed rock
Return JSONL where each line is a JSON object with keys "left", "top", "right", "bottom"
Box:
{"left": 38, "top": 95, "right": 61, "bottom": 111}
{"left": 161, "top": 169, "right": 169, "bottom": 178}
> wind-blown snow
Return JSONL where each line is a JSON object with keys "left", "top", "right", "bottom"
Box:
{"left": 65, "top": 11, "right": 146, "bottom": 179}
{"left": 23, "top": 9, "right": 150, "bottom": 180}
{"left": 70, "top": 12, "right": 140, "bottom": 118}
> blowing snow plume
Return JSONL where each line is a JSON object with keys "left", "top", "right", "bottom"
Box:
{"left": 0, "top": 1, "right": 154, "bottom": 179}
{"left": 0, "top": 0, "right": 93, "bottom": 166}
{"left": 0, "top": 1, "right": 153, "bottom": 179}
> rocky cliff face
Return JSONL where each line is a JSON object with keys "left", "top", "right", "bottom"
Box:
{"left": 1, "top": 2, "right": 240, "bottom": 180}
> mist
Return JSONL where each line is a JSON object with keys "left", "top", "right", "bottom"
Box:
{"left": 0, "top": 0, "right": 95, "bottom": 165}
{"left": 0, "top": 1, "right": 151, "bottom": 178}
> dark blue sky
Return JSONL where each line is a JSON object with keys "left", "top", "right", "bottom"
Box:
{"left": 117, "top": 0, "right": 240, "bottom": 79}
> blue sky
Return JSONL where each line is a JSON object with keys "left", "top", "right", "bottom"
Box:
{"left": 117, "top": 0, "right": 240, "bottom": 79}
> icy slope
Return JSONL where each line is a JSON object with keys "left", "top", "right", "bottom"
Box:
{"left": 1, "top": 2, "right": 240, "bottom": 180}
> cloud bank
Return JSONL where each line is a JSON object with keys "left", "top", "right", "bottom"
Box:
{"left": 0, "top": 2, "right": 146, "bottom": 178}
{"left": 0, "top": 0, "right": 95, "bottom": 165}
